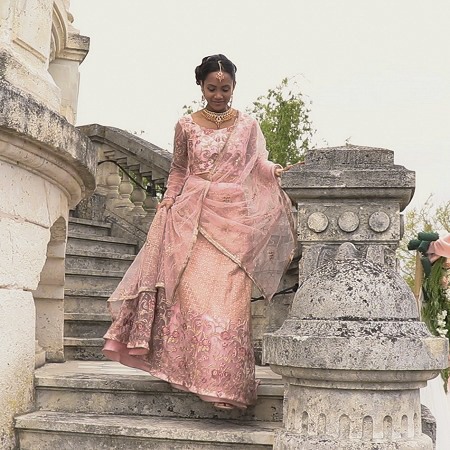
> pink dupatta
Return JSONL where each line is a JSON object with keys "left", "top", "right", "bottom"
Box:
{"left": 107, "top": 112, "right": 296, "bottom": 318}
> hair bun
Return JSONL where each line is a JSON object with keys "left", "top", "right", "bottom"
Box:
{"left": 194, "top": 54, "right": 237, "bottom": 85}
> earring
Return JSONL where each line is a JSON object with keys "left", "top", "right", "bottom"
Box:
{"left": 228, "top": 95, "right": 233, "bottom": 108}
{"left": 201, "top": 94, "right": 206, "bottom": 108}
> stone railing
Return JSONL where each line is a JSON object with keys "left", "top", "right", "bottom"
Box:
{"left": 76, "top": 124, "right": 172, "bottom": 246}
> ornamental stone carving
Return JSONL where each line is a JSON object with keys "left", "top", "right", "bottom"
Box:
{"left": 307, "top": 212, "right": 329, "bottom": 233}
{"left": 338, "top": 211, "right": 360, "bottom": 232}
{"left": 264, "top": 144, "right": 447, "bottom": 449}
{"left": 369, "top": 211, "right": 391, "bottom": 233}
{"left": 282, "top": 144, "right": 414, "bottom": 282}
{"left": 264, "top": 249, "right": 447, "bottom": 449}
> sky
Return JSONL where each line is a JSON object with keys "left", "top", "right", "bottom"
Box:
{"left": 70, "top": 0, "right": 450, "bottom": 211}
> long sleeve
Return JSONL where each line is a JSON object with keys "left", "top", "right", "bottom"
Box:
{"left": 164, "top": 121, "right": 189, "bottom": 200}
{"left": 428, "top": 234, "right": 450, "bottom": 260}
{"left": 251, "top": 120, "right": 281, "bottom": 182}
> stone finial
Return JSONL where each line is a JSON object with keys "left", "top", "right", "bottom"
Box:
{"left": 263, "top": 255, "right": 447, "bottom": 449}
{"left": 282, "top": 145, "right": 415, "bottom": 281}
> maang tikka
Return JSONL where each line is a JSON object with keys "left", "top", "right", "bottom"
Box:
{"left": 216, "top": 61, "right": 225, "bottom": 82}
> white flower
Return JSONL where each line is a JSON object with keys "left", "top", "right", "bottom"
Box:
{"left": 445, "top": 288, "right": 450, "bottom": 301}
{"left": 436, "top": 310, "right": 449, "bottom": 338}
{"left": 437, "top": 326, "right": 448, "bottom": 338}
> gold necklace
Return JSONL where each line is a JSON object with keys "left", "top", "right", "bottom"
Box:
{"left": 201, "top": 108, "right": 236, "bottom": 129}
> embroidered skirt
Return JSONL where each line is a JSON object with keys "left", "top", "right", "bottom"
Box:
{"left": 103, "top": 232, "right": 258, "bottom": 408}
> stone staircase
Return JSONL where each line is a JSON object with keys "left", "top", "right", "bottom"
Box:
{"left": 15, "top": 361, "right": 283, "bottom": 448}
{"left": 63, "top": 216, "right": 138, "bottom": 360}
{"left": 14, "top": 215, "right": 284, "bottom": 448}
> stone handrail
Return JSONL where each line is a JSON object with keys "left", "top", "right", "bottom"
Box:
{"left": 75, "top": 124, "right": 172, "bottom": 246}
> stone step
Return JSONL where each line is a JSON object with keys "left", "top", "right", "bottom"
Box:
{"left": 67, "top": 233, "right": 138, "bottom": 255}
{"left": 66, "top": 250, "right": 135, "bottom": 273}
{"left": 65, "top": 271, "right": 123, "bottom": 292}
{"left": 15, "top": 411, "right": 278, "bottom": 449}
{"left": 68, "top": 217, "right": 112, "bottom": 237}
{"left": 64, "top": 337, "right": 106, "bottom": 361}
{"left": 64, "top": 313, "right": 111, "bottom": 339}
{"left": 64, "top": 290, "right": 111, "bottom": 315}
{"left": 34, "top": 361, "right": 283, "bottom": 422}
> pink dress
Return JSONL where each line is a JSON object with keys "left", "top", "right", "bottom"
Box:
{"left": 428, "top": 234, "right": 450, "bottom": 262}
{"left": 103, "top": 112, "right": 295, "bottom": 408}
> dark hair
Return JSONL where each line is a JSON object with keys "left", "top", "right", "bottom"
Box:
{"left": 195, "top": 54, "right": 237, "bottom": 85}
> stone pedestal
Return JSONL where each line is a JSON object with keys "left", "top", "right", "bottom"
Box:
{"left": 264, "top": 255, "right": 448, "bottom": 449}
{"left": 264, "top": 145, "right": 447, "bottom": 449}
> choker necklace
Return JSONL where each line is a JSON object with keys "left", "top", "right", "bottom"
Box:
{"left": 201, "top": 108, "right": 236, "bottom": 129}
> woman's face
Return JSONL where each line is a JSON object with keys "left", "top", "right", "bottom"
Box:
{"left": 201, "top": 71, "right": 235, "bottom": 112}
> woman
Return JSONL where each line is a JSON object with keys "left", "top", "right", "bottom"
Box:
{"left": 103, "top": 54, "right": 296, "bottom": 410}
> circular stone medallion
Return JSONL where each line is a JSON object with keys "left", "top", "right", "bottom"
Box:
{"left": 307, "top": 212, "right": 329, "bottom": 233}
{"left": 338, "top": 211, "right": 360, "bottom": 232}
{"left": 369, "top": 211, "right": 390, "bottom": 232}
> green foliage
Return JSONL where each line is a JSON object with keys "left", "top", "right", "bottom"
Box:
{"left": 398, "top": 196, "right": 450, "bottom": 290}
{"left": 422, "top": 253, "right": 450, "bottom": 391}
{"left": 247, "top": 77, "right": 314, "bottom": 167}
{"left": 182, "top": 78, "right": 314, "bottom": 167}
{"left": 422, "top": 259, "right": 448, "bottom": 333}
{"left": 399, "top": 197, "right": 450, "bottom": 390}
{"left": 182, "top": 101, "right": 202, "bottom": 116}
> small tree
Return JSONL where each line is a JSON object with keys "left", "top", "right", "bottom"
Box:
{"left": 247, "top": 77, "right": 314, "bottom": 167}
{"left": 181, "top": 101, "right": 202, "bottom": 116}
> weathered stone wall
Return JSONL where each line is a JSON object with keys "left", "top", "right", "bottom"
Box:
{"left": 0, "top": 2, "right": 92, "bottom": 448}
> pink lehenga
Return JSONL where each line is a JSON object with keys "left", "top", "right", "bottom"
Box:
{"left": 103, "top": 112, "right": 296, "bottom": 408}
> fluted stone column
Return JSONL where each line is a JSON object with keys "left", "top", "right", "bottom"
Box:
{"left": 263, "top": 145, "right": 448, "bottom": 449}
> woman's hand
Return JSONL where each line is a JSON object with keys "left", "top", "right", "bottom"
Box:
{"left": 157, "top": 197, "right": 175, "bottom": 211}
{"left": 274, "top": 165, "right": 284, "bottom": 177}
{"left": 275, "top": 161, "right": 306, "bottom": 177}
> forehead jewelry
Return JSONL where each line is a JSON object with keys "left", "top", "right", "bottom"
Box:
{"left": 216, "top": 61, "right": 225, "bottom": 82}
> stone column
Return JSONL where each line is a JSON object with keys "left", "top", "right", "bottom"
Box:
{"left": 0, "top": 0, "right": 89, "bottom": 123}
{"left": 263, "top": 145, "right": 448, "bottom": 449}
{"left": 0, "top": 81, "right": 95, "bottom": 449}
{"left": 0, "top": 0, "right": 60, "bottom": 111}
{"left": 0, "top": 3, "right": 93, "bottom": 447}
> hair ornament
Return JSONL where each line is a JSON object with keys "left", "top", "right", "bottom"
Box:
{"left": 216, "top": 61, "right": 225, "bottom": 82}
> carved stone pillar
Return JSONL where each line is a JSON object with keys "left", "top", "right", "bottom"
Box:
{"left": 0, "top": 2, "right": 93, "bottom": 445}
{"left": 115, "top": 174, "right": 135, "bottom": 211}
{"left": 0, "top": 0, "right": 89, "bottom": 123}
{"left": 263, "top": 145, "right": 447, "bottom": 449}
{"left": 282, "top": 145, "right": 415, "bottom": 282}
{"left": 264, "top": 252, "right": 448, "bottom": 449}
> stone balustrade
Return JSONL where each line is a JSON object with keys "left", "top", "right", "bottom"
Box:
{"left": 76, "top": 125, "right": 172, "bottom": 247}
